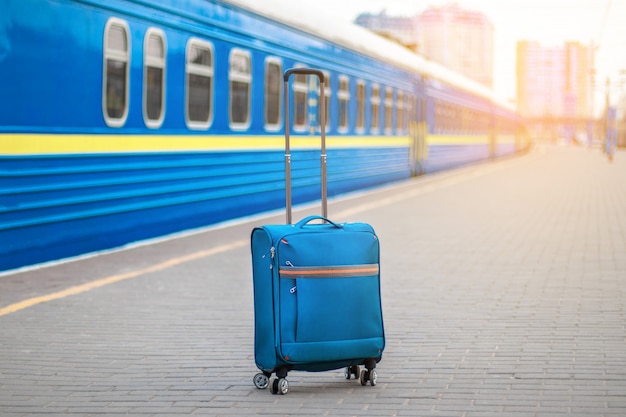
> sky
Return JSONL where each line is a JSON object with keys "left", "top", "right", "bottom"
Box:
{"left": 310, "top": 0, "right": 626, "bottom": 111}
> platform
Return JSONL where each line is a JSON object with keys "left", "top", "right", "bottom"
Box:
{"left": 1, "top": 145, "right": 625, "bottom": 416}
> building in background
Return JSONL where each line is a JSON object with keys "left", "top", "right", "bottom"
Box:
{"left": 355, "top": 4, "right": 494, "bottom": 89}
{"left": 355, "top": 5, "right": 612, "bottom": 145}
{"left": 354, "top": 11, "right": 418, "bottom": 49}
{"left": 516, "top": 41, "right": 593, "bottom": 141}
{"left": 417, "top": 3, "right": 493, "bottom": 89}
{"left": 516, "top": 41, "right": 592, "bottom": 119}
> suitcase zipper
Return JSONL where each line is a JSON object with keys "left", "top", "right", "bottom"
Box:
{"left": 262, "top": 246, "right": 275, "bottom": 259}
{"left": 262, "top": 247, "right": 276, "bottom": 270}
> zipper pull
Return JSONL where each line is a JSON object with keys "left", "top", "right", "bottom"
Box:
{"left": 263, "top": 246, "right": 276, "bottom": 259}
{"left": 263, "top": 247, "right": 276, "bottom": 270}
{"left": 286, "top": 261, "right": 296, "bottom": 293}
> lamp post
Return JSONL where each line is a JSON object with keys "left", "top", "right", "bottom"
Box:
{"left": 604, "top": 77, "right": 615, "bottom": 160}
{"left": 592, "top": 70, "right": 625, "bottom": 159}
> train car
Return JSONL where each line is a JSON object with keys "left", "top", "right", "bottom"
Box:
{"left": 0, "top": 0, "right": 526, "bottom": 272}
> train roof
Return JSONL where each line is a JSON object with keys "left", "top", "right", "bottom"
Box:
{"left": 224, "top": 0, "right": 514, "bottom": 111}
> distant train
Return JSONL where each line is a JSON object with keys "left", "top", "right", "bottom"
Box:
{"left": 0, "top": 0, "right": 527, "bottom": 271}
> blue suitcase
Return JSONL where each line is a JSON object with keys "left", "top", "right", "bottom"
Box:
{"left": 250, "top": 69, "right": 385, "bottom": 395}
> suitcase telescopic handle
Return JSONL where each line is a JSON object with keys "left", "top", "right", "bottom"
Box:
{"left": 283, "top": 68, "right": 327, "bottom": 224}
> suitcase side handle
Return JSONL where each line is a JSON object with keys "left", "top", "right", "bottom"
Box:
{"left": 295, "top": 215, "right": 342, "bottom": 229}
{"left": 283, "top": 68, "right": 327, "bottom": 224}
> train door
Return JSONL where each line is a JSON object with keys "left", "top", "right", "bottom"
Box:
{"left": 409, "top": 96, "right": 428, "bottom": 176}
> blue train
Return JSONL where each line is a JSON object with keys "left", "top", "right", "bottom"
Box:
{"left": 0, "top": 0, "right": 526, "bottom": 272}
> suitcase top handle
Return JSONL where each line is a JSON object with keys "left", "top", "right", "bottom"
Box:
{"left": 294, "top": 215, "right": 343, "bottom": 229}
{"left": 283, "top": 68, "right": 327, "bottom": 224}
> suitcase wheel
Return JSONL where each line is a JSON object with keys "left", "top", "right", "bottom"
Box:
{"left": 360, "top": 369, "right": 377, "bottom": 386}
{"left": 344, "top": 365, "right": 360, "bottom": 380}
{"left": 253, "top": 373, "right": 270, "bottom": 390}
{"left": 269, "top": 377, "right": 289, "bottom": 395}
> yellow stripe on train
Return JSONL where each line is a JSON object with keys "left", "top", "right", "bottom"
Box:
{"left": 0, "top": 134, "right": 411, "bottom": 155}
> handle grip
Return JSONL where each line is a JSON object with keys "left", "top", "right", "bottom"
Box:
{"left": 295, "top": 215, "right": 342, "bottom": 229}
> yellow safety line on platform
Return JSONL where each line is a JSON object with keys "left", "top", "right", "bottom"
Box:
{"left": 0, "top": 239, "right": 248, "bottom": 317}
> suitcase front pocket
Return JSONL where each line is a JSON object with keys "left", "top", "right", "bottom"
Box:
{"left": 279, "top": 265, "right": 383, "bottom": 344}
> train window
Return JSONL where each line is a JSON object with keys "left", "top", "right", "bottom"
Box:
{"left": 404, "top": 94, "right": 411, "bottom": 131}
{"left": 103, "top": 18, "right": 130, "bottom": 127}
{"left": 406, "top": 95, "right": 412, "bottom": 128}
{"left": 449, "top": 105, "right": 456, "bottom": 132}
{"left": 338, "top": 76, "right": 349, "bottom": 132}
{"left": 406, "top": 94, "right": 411, "bottom": 129}
{"left": 312, "top": 71, "right": 331, "bottom": 132}
{"left": 441, "top": 102, "right": 448, "bottom": 133}
{"left": 396, "top": 91, "right": 404, "bottom": 132}
{"left": 370, "top": 84, "right": 380, "bottom": 133}
{"left": 480, "top": 111, "right": 489, "bottom": 133}
{"left": 450, "top": 105, "right": 457, "bottom": 132}
{"left": 229, "top": 49, "right": 252, "bottom": 129}
{"left": 449, "top": 105, "right": 456, "bottom": 133}
{"left": 384, "top": 87, "right": 393, "bottom": 133}
{"left": 318, "top": 71, "right": 331, "bottom": 132}
{"left": 356, "top": 80, "right": 365, "bottom": 132}
{"left": 186, "top": 39, "right": 214, "bottom": 129}
{"left": 438, "top": 103, "right": 444, "bottom": 133}
{"left": 264, "top": 58, "right": 282, "bottom": 129}
{"left": 440, "top": 102, "right": 448, "bottom": 133}
{"left": 143, "top": 29, "right": 166, "bottom": 129}
{"left": 293, "top": 70, "right": 308, "bottom": 130}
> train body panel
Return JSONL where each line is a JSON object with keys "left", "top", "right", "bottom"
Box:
{"left": 0, "top": 0, "right": 527, "bottom": 271}
{"left": 1, "top": 145, "right": 409, "bottom": 270}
